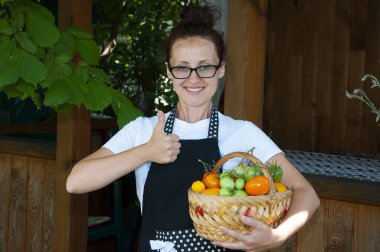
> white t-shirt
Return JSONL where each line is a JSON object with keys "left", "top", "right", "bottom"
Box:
{"left": 103, "top": 112, "right": 282, "bottom": 208}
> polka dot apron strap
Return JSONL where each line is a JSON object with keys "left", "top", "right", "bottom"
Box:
{"left": 164, "top": 106, "right": 219, "bottom": 138}
{"left": 207, "top": 105, "right": 219, "bottom": 139}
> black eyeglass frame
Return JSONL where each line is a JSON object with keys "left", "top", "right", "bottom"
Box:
{"left": 167, "top": 62, "right": 222, "bottom": 79}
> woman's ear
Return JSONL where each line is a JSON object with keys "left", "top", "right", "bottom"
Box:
{"left": 218, "top": 61, "right": 225, "bottom": 79}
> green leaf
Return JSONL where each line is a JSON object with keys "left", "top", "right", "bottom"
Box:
{"left": 15, "top": 80, "right": 35, "bottom": 99}
{"left": 0, "top": 18, "right": 13, "bottom": 35}
{"left": 13, "top": 49, "right": 47, "bottom": 85}
{"left": 26, "top": 12, "right": 60, "bottom": 47}
{"left": 64, "top": 77, "right": 85, "bottom": 106}
{"left": 73, "top": 66, "right": 89, "bottom": 83}
{"left": 83, "top": 80, "right": 113, "bottom": 111}
{"left": 115, "top": 103, "right": 143, "bottom": 128}
{"left": 24, "top": 2, "right": 55, "bottom": 23}
{"left": 0, "top": 65, "right": 19, "bottom": 88}
{"left": 40, "top": 65, "right": 59, "bottom": 88}
{"left": 1, "top": 84, "right": 23, "bottom": 98}
{"left": 13, "top": 9, "right": 26, "bottom": 30}
{"left": 77, "top": 39, "right": 100, "bottom": 66}
{"left": 56, "top": 62, "right": 73, "bottom": 76}
{"left": 54, "top": 31, "right": 77, "bottom": 59}
{"left": 44, "top": 78, "right": 71, "bottom": 108}
{"left": 89, "top": 67, "right": 111, "bottom": 83}
{"left": 54, "top": 54, "right": 72, "bottom": 64}
{"left": 15, "top": 32, "right": 37, "bottom": 53}
{"left": 0, "top": 39, "right": 13, "bottom": 67}
{"left": 65, "top": 27, "right": 93, "bottom": 40}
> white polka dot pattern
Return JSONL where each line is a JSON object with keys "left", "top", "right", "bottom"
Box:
{"left": 155, "top": 229, "right": 225, "bottom": 252}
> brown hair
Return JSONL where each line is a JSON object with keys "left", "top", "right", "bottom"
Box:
{"left": 165, "top": 1, "right": 225, "bottom": 63}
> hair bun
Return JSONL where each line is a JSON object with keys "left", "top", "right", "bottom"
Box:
{"left": 179, "top": 2, "right": 221, "bottom": 28}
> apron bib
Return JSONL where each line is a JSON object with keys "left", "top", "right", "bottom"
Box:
{"left": 138, "top": 106, "right": 228, "bottom": 252}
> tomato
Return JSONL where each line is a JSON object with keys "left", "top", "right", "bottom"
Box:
{"left": 244, "top": 176, "right": 270, "bottom": 196}
{"left": 201, "top": 188, "right": 220, "bottom": 195}
{"left": 274, "top": 182, "right": 287, "bottom": 192}
{"left": 191, "top": 180, "right": 206, "bottom": 193}
{"left": 202, "top": 172, "right": 220, "bottom": 189}
{"left": 267, "top": 163, "right": 283, "bottom": 182}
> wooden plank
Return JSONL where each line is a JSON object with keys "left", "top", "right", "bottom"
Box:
{"left": 0, "top": 153, "right": 12, "bottom": 251}
{"left": 325, "top": 199, "right": 354, "bottom": 251}
{"left": 363, "top": 0, "right": 380, "bottom": 154}
{"left": 0, "top": 137, "right": 55, "bottom": 159}
{"left": 246, "top": 0, "right": 268, "bottom": 126}
{"left": 300, "top": 0, "right": 320, "bottom": 152}
{"left": 354, "top": 204, "right": 380, "bottom": 251}
{"left": 297, "top": 198, "right": 325, "bottom": 251}
{"left": 329, "top": 0, "right": 350, "bottom": 153}
{"left": 55, "top": 0, "right": 92, "bottom": 251}
{"left": 349, "top": 0, "right": 368, "bottom": 50}
{"left": 8, "top": 155, "right": 29, "bottom": 252}
{"left": 43, "top": 159, "right": 56, "bottom": 252}
{"left": 25, "top": 158, "right": 45, "bottom": 251}
{"left": 345, "top": 51, "right": 365, "bottom": 154}
{"left": 315, "top": 0, "right": 335, "bottom": 153}
{"left": 225, "top": 0, "right": 250, "bottom": 120}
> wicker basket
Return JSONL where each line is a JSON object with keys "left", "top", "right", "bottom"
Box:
{"left": 188, "top": 152, "right": 292, "bottom": 242}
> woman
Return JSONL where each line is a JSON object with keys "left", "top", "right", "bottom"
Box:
{"left": 66, "top": 2, "right": 320, "bottom": 251}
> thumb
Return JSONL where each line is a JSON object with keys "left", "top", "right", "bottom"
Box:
{"left": 154, "top": 110, "right": 165, "bottom": 133}
{"left": 240, "top": 215, "right": 265, "bottom": 228}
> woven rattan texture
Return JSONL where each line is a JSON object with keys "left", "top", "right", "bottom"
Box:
{"left": 284, "top": 150, "right": 380, "bottom": 182}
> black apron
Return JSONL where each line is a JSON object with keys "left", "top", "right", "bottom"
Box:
{"left": 138, "top": 106, "right": 229, "bottom": 252}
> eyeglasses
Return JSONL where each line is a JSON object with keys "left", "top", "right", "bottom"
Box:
{"left": 168, "top": 62, "right": 222, "bottom": 79}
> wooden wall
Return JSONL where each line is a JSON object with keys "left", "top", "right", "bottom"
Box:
{"left": 271, "top": 198, "right": 380, "bottom": 252}
{"left": 0, "top": 152, "right": 55, "bottom": 252}
{"left": 264, "top": 0, "right": 380, "bottom": 155}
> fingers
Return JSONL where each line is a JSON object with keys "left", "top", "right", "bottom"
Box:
{"left": 240, "top": 215, "right": 266, "bottom": 229}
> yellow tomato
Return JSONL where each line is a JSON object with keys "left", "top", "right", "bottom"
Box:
{"left": 274, "top": 182, "right": 288, "bottom": 192}
{"left": 191, "top": 180, "right": 206, "bottom": 193}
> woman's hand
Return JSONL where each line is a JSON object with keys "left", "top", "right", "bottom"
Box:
{"left": 146, "top": 110, "right": 181, "bottom": 164}
{"left": 212, "top": 216, "right": 284, "bottom": 252}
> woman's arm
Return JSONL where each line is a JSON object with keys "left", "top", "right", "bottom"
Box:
{"left": 213, "top": 152, "right": 320, "bottom": 251}
{"left": 66, "top": 111, "right": 181, "bottom": 194}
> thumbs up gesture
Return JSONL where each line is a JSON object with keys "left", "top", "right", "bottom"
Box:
{"left": 146, "top": 110, "right": 181, "bottom": 164}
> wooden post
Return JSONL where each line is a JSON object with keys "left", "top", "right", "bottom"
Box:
{"left": 54, "top": 0, "right": 92, "bottom": 251}
{"left": 225, "top": 0, "right": 268, "bottom": 127}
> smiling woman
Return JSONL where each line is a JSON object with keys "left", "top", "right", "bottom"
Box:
{"left": 66, "top": 2, "right": 319, "bottom": 252}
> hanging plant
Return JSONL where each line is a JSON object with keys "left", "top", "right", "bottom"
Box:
{"left": 0, "top": 0, "right": 142, "bottom": 128}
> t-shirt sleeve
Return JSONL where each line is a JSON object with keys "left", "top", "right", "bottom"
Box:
{"left": 102, "top": 116, "right": 143, "bottom": 154}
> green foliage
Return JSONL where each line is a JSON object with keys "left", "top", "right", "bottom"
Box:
{"left": 346, "top": 74, "right": 380, "bottom": 126}
{"left": 92, "top": 0, "right": 197, "bottom": 115}
{"left": 0, "top": 0, "right": 142, "bottom": 128}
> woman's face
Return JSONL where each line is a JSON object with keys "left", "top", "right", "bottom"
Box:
{"left": 167, "top": 37, "right": 225, "bottom": 109}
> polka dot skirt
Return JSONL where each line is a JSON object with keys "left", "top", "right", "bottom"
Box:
{"left": 155, "top": 229, "right": 225, "bottom": 252}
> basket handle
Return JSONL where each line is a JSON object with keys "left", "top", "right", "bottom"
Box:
{"left": 212, "top": 152, "right": 276, "bottom": 195}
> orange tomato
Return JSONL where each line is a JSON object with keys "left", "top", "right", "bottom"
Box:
{"left": 202, "top": 172, "right": 220, "bottom": 189}
{"left": 191, "top": 180, "right": 206, "bottom": 193}
{"left": 201, "top": 188, "right": 220, "bottom": 195}
{"left": 244, "top": 176, "right": 270, "bottom": 196}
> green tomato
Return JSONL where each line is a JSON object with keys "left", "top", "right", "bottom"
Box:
{"left": 232, "top": 189, "right": 248, "bottom": 197}
{"left": 220, "top": 176, "right": 235, "bottom": 189}
{"left": 220, "top": 187, "right": 233, "bottom": 196}
{"left": 220, "top": 171, "right": 232, "bottom": 179}
{"left": 232, "top": 166, "right": 245, "bottom": 177}
{"left": 268, "top": 163, "right": 283, "bottom": 182}
{"left": 243, "top": 165, "right": 263, "bottom": 181}
{"left": 234, "top": 177, "right": 245, "bottom": 190}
